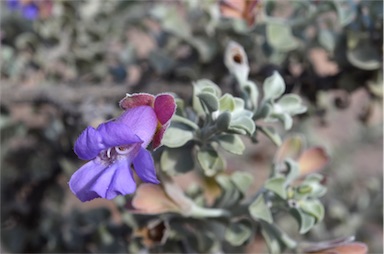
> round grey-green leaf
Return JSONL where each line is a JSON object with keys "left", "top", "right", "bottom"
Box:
{"left": 225, "top": 222, "right": 252, "bottom": 246}
{"left": 217, "top": 134, "right": 245, "bottom": 155}
{"left": 197, "top": 149, "right": 225, "bottom": 176}
{"left": 231, "top": 171, "right": 253, "bottom": 194}
{"left": 266, "top": 23, "right": 299, "bottom": 52}
{"left": 249, "top": 195, "right": 273, "bottom": 223}
{"left": 162, "top": 126, "right": 194, "bottom": 148}
{"left": 264, "top": 176, "right": 287, "bottom": 199}
{"left": 277, "top": 94, "right": 307, "bottom": 115}
{"left": 198, "top": 93, "right": 219, "bottom": 113}
{"left": 300, "top": 199, "right": 325, "bottom": 222}
{"left": 216, "top": 111, "right": 232, "bottom": 131}
{"left": 263, "top": 71, "right": 286, "bottom": 101}
{"left": 160, "top": 147, "right": 194, "bottom": 175}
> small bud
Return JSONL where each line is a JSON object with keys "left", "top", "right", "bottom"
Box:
{"left": 216, "top": 111, "right": 232, "bottom": 131}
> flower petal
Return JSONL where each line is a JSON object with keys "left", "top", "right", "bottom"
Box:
{"left": 74, "top": 121, "right": 142, "bottom": 161}
{"left": 69, "top": 158, "right": 136, "bottom": 202}
{"left": 133, "top": 148, "right": 160, "bottom": 184}
{"left": 154, "top": 94, "right": 176, "bottom": 125}
{"left": 152, "top": 124, "right": 168, "bottom": 150}
{"left": 131, "top": 183, "right": 180, "bottom": 214}
{"left": 298, "top": 147, "right": 329, "bottom": 176}
{"left": 74, "top": 126, "right": 104, "bottom": 160}
{"left": 97, "top": 120, "right": 142, "bottom": 149}
{"left": 117, "top": 106, "right": 158, "bottom": 148}
{"left": 105, "top": 158, "right": 137, "bottom": 199}
{"left": 119, "top": 93, "right": 155, "bottom": 110}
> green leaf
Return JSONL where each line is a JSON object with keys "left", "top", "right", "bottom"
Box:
{"left": 231, "top": 171, "right": 253, "bottom": 195}
{"left": 230, "top": 116, "right": 255, "bottom": 135}
{"left": 255, "top": 103, "right": 273, "bottom": 120}
{"left": 162, "top": 126, "right": 194, "bottom": 148}
{"left": 189, "top": 37, "right": 217, "bottom": 63}
{"left": 150, "top": 5, "right": 191, "bottom": 38}
{"left": 219, "top": 94, "right": 236, "bottom": 112}
{"left": 171, "top": 115, "right": 199, "bottom": 130}
{"left": 160, "top": 146, "right": 194, "bottom": 175}
{"left": 241, "top": 80, "right": 259, "bottom": 110}
{"left": 197, "top": 149, "right": 226, "bottom": 176}
{"left": 266, "top": 23, "right": 299, "bottom": 52}
{"left": 225, "top": 221, "right": 252, "bottom": 246}
{"left": 215, "top": 174, "right": 241, "bottom": 207}
{"left": 277, "top": 94, "right": 307, "bottom": 115}
{"left": 300, "top": 200, "right": 325, "bottom": 222}
{"left": 263, "top": 71, "right": 286, "bottom": 100}
{"left": 198, "top": 93, "right": 219, "bottom": 113}
{"left": 261, "top": 226, "right": 281, "bottom": 254}
{"left": 290, "top": 208, "right": 316, "bottom": 234}
{"left": 216, "top": 111, "right": 232, "bottom": 131}
{"left": 249, "top": 195, "right": 273, "bottom": 223}
{"left": 258, "top": 126, "right": 282, "bottom": 146}
{"left": 216, "top": 134, "right": 245, "bottom": 155}
{"left": 319, "top": 29, "right": 335, "bottom": 52}
{"left": 277, "top": 113, "right": 293, "bottom": 130}
{"left": 193, "top": 79, "right": 222, "bottom": 115}
{"left": 284, "top": 159, "right": 300, "bottom": 184}
{"left": 265, "top": 177, "right": 287, "bottom": 199}
{"left": 260, "top": 221, "right": 297, "bottom": 250}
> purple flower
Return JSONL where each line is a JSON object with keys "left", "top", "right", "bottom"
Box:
{"left": 69, "top": 106, "right": 162, "bottom": 202}
{"left": 7, "top": 0, "right": 39, "bottom": 20}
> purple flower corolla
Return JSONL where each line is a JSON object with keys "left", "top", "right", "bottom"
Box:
{"left": 69, "top": 106, "right": 161, "bottom": 202}
{"left": 7, "top": 0, "right": 39, "bottom": 20}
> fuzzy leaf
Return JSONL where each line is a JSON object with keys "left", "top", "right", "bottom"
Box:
{"left": 217, "top": 134, "right": 245, "bottom": 155}
{"left": 225, "top": 221, "right": 252, "bottom": 246}
{"left": 258, "top": 126, "right": 282, "bottom": 146}
{"left": 198, "top": 93, "right": 219, "bottom": 113}
{"left": 265, "top": 176, "right": 287, "bottom": 199}
{"left": 231, "top": 171, "right": 253, "bottom": 194}
{"left": 160, "top": 146, "right": 194, "bottom": 175}
{"left": 249, "top": 195, "right": 273, "bottom": 223}
{"left": 291, "top": 208, "right": 316, "bottom": 234}
{"left": 162, "top": 126, "right": 194, "bottom": 148}
{"left": 197, "top": 149, "right": 226, "bottom": 176}
{"left": 171, "top": 115, "right": 199, "bottom": 130}
{"left": 193, "top": 80, "right": 222, "bottom": 115}
{"left": 216, "top": 111, "right": 232, "bottom": 131}
{"left": 230, "top": 116, "right": 255, "bottom": 135}
{"left": 277, "top": 94, "right": 307, "bottom": 115}
{"left": 219, "top": 94, "right": 236, "bottom": 112}
{"left": 263, "top": 71, "right": 286, "bottom": 101}
{"left": 266, "top": 23, "right": 299, "bottom": 51}
{"left": 300, "top": 200, "right": 325, "bottom": 223}
{"left": 241, "top": 80, "right": 259, "bottom": 110}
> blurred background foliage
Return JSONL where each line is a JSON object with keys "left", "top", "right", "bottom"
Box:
{"left": 1, "top": 0, "right": 382, "bottom": 253}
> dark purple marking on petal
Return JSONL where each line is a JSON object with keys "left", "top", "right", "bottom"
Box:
{"left": 133, "top": 148, "right": 160, "bottom": 184}
{"left": 119, "top": 93, "right": 155, "bottom": 110}
{"left": 154, "top": 94, "right": 176, "bottom": 125}
{"left": 117, "top": 106, "right": 157, "bottom": 148}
